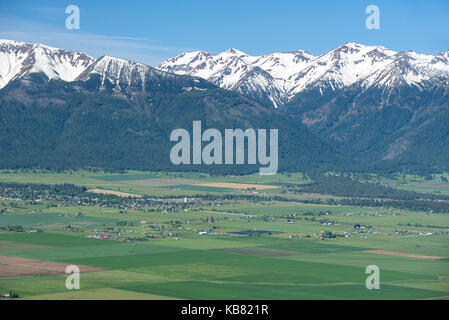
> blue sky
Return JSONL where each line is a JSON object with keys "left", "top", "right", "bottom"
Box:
{"left": 0, "top": 0, "right": 448, "bottom": 65}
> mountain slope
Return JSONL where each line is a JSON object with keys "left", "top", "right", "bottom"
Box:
{"left": 285, "top": 75, "right": 449, "bottom": 172}
{"left": 0, "top": 55, "right": 337, "bottom": 174}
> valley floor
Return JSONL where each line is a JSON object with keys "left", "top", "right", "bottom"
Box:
{"left": 0, "top": 170, "right": 448, "bottom": 300}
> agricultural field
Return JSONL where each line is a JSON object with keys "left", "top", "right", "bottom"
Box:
{"left": 363, "top": 173, "right": 449, "bottom": 196}
{"left": 0, "top": 170, "right": 448, "bottom": 300}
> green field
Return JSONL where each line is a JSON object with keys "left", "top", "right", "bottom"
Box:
{"left": 1, "top": 170, "right": 448, "bottom": 300}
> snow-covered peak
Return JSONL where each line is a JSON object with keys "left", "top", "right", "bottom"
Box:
{"left": 223, "top": 48, "right": 247, "bottom": 55}
{"left": 0, "top": 39, "right": 94, "bottom": 89}
{"left": 76, "top": 55, "right": 153, "bottom": 91}
{"left": 0, "top": 39, "right": 28, "bottom": 46}
{"left": 158, "top": 47, "right": 315, "bottom": 106}
{"left": 86, "top": 55, "right": 150, "bottom": 75}
{"left": 322, "top": 43, "right": 396, "bottom": 62}
{"left": 166, "top": 50, "right": 211, "bottom": 66}
{"left": 216, "top": 48, "right": 258, "bottom": 65}
{"left": 253, "top": 51, "right": 315, "bottom": 80}
{"left": 288, "top": 43, "right": 399, "bottom": 94}
{"left": 160, "top": 50, "right": 214, "bottom": 77}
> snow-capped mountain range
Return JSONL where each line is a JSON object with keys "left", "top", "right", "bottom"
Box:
{"left": 158, "top": 43, "right": 449, "bottom": 107}
{"left": 1, "top": 39, "right": 448, "bottom": 109}
{"left": 0, "top": 39, "right": 179, "bottom": 93}
{"left": 1, "top": 39, "right": 449, "bottom": 171}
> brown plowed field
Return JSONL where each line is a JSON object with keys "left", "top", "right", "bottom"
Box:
{"left": 0, "top": 255, "right": 105, "bottom": 278}
{"left": 362, "top": 250, "right": 445, "bottom": 260}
